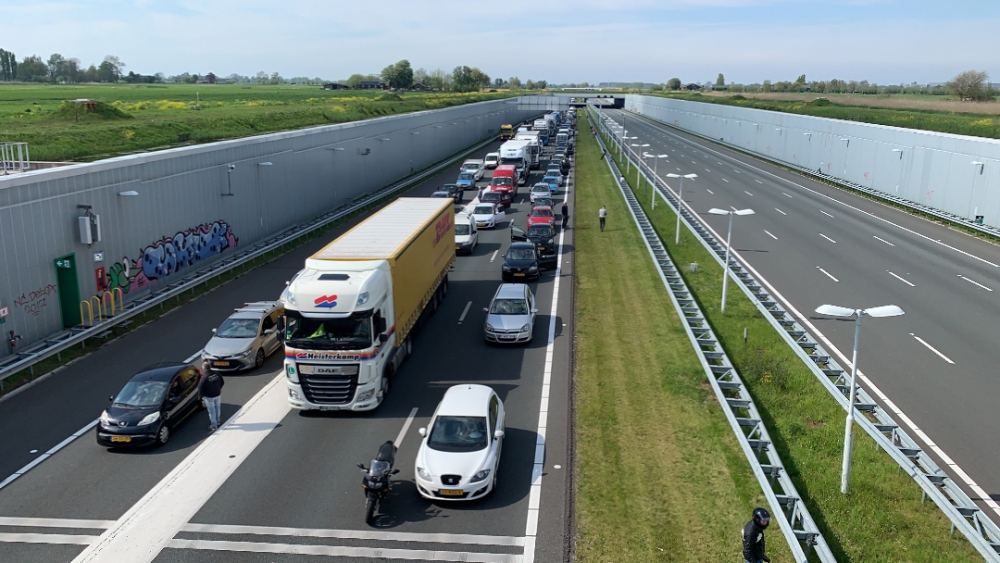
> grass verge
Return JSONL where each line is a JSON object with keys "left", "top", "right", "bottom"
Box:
{"left": 573, "top": 115, "right": 794, "bottom": 562}
{"left": 593, "top": 114, "right": 981, "bottom": 561}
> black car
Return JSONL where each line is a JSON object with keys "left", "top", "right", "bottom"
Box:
{"left": 511, "top": 223, "right": 557, "bottom": 266}
{"left": 501, "top": 241, "right": 540, "bottom": 282}
{"left": 439, "top": 184, "right": 462, "bottom": 204}
{"left": 96, "top": 363, "right": 203, "bottom": 448}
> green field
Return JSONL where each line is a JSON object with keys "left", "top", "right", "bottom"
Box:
{"left": 593, "top": 114, "right": 981, "bottom": 561}
{"left": 0, "top": 84, "right": 510, "bottom": 161}
{"left": 652, "top": 91, "right": 1000, "bottom": 139}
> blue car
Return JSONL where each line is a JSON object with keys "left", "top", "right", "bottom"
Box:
{"left": 542, "top": 174, "right": 561, "bottom": 194}
{"left": 456, "top": 171, "right": 477, "bottom": 191}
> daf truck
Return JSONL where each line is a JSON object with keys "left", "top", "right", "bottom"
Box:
{"left": 513, "top": 132, "right": 542, "bottom": 169}
{"left": 500, "top": 140, "right": 532, "bottom": 180}
{"left": 281, "top": 198, "right": 455, "bottom": 412}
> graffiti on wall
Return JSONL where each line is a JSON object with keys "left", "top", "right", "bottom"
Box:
{"left": 104, "top": 220, "right": 239, "bottom": 295}
{"left": 13, "top": 284, "right": 57, "bottom": 316}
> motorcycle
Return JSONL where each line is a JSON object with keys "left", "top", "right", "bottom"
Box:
{"left": 357, "top": 440, "right": 399, "bottom": 525}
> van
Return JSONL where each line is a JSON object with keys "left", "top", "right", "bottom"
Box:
{"left": 454, "top": 212, "right": 478, "bottom": 255}
{"left": 491, "top": 165, "right": 519, "bottom": 195}
{"left": 484, "top": 152, "right": 500, "bottom": 169}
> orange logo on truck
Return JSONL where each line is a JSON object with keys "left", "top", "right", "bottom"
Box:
{"left": 433, "top": 213, "right": 454, "bottom": 246}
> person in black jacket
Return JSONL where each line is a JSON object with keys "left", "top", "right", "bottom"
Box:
{"left": 561, "top": 201, "right": 569, "bottom": 229}
{"left": 742, "top": 507, "right": 771, "bottom": 563}
{"left": 200, "top": 361, "right": 225, "bottom": 431}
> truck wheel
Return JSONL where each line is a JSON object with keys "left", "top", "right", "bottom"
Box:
{"left": 441, "top": 276, "right": 449, "bottom": 298}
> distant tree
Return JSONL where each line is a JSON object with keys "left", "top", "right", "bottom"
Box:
{"left": 812, "top": 81, "right": 826, "bottom": 93}
{"left": 254, "top": 71, "right": 268, "bottom": 84}
{"left": 81, "top": 64, "right": 97, "bottom": 82}
{"left": 102, "top": 55, "right": 125, "bottom": 81}
{"left": 16, "top": 55, "right": 47, "bottom": 82}
{"left": 0, "top": 49, "right": 16, "bottom": 81}
{"left": 413, "top": 67, "right": 428, "bottom": 85}
{"left": 525, "top": 79, "right": 536, "bottom": 90}
{"left": 47, "top": 53, "right": 66, "bottom": 81}
{"left": 761, "top": 79, "right": 772, "bottom": 92}
{"left": 495, "top": 77, "right": 504, "bottom": 89}
{"left": 346, "top": 73, "right": 366, "bottom": 88}
{"left": 205, "top": 72, "right": 217, "bottom": 84}
{"left": 155, "top": 72, "right": 166, "bottom": 83}
{"left": 452, "top": 65, "right": 487, "bottom": 92}
{"left": 667, "top": 77, "right": 681, "bottom": 90}
{"left": 381, "top": 59, "right": 412, "bottom": 89}
{"left": 509, "top": 76, "right": 522, "bottom": 89}
{"left": 948, "top": 70, "right": 990, "bottom": 100}
{"left": 424, "top": 68, "right": 448, "bottom": 90}
{"left": 535, "top": 79, "right": 547, "bottom": 89}
{"left": 793, "top": 74, "right": 806, "bottom": 91}
{"left": 716, "top": 73, "right": 725, "bottom": 87}
{"left": 650, "top": 84, "right": 664, "bottom": 92}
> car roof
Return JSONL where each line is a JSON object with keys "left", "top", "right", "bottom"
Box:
{"left": 131, "top": 363, "right": 191, "bottom": 383}
{"left": 509, "top": 241, "right": 536, "bottom": 250}
{"left": 437, "top": 384, "right": 496, "bottom": 417}
{"left": 532, "top": 183, "right": 550, "bottom": 189}
{"left": 532, "top": 206, "right": 552, "bottom": 211}
{"left": 494, "top": 283, "right": 529, "bottom": 300}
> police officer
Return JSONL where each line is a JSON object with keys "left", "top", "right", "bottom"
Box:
{"left": 742, "top": 507, "right": 771, "bottom": 563}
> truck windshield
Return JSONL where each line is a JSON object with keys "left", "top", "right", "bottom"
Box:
{"left": 284, "top": 311, "right": 371, "bottom": 350}
{"left": 500, "top": 158, "right": 521, "bottom": 166}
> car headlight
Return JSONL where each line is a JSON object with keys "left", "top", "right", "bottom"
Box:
{"left": 356, "top": 292, "right": 369, "bottom": 306}
{"left": 138, "top": 412, "right": 161, "bottom": 426}
{"left": 520, "top": 323, "right": 531, "bottom": 333}
{"left": 528, "top": 266, "right": 538, "bottom": 272}
{"left": 238, "top": 348, "right": 253, "bottom": 358}
{"left": 486, "top": 322, "right": 495, "bottom": 332}
{"left": 417, "top": 467, "right": 432, "bottom": 481}
{"left": 470, "top": 469, "right": 491, "bottom": 483}
{"left": 100, "top": 410, "right": 110, "bottom": 425}
{"left": 502, "top": 265, "right": 511, "bottom": 272}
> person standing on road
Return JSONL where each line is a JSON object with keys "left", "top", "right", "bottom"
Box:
{"left": 561, "top": 201, "right": 570, "bottom": 229}
{"left": 742, "top": 507, "right": 771, "bottom": 563}
{"left": 200, "top": 360, "right": 225, "bottom": 432}
{"left": 599, "top": 205, "right": 607, "bottom": 232}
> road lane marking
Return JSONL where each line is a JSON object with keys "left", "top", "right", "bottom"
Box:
{"left": 180, "top": 524, "right": 524, "bottom": 546}
{"left": 168, "top": 538, "right": 521, "bottom": 562}
{"left": 706, "top": 189, "right": 714, "bottom": 195}
{"left": 691, "top": 160, "right": 697, "bottom": 164}
{"left": 887, "top": 271, "right": 915, "bottom": 286}
{"left": 764, "top": 230, "right": 778, "bottom": 240}
{"left": 783, "top": 192, "right": 793, "bottom": 198}
{"left": 734, "top": 170, "right": 741, "bottom": 174}
{"left": 394, "top": 407, "right": 419, "bottom": 449}
{"left": 0, "top": 533, "right": 98, "bottom": 545}
{"left": 819, "top": 233, "right": 837, "bottom": 244}
{"left": 0, "top": 419, "right": 99, "bottom": 491}
{"left": 705, "top": 168, "right": 711, "bottom": 173}
{"left": 817, "top": 267, "right": 839, "bottom": 282}
{"left": 458, "top": 301, "right": 473, "bottom": 323}
{"left": 775, "top": 208, "right": 787, "bottom": 215}
{"left": 0, "top": 517, "right": 115, "bottom": 529}
{"left": 676, "top": 167, "right": 681, "bottom": 171}
{"left": 958, "top": 274, "right": 993, "bottom": 292}
{"left": 755, "top": 179, "right": 763, "bottom": 184}
{"left": 722, "top": 178, "right": 729, "bottom": 183}
{"left": 819, "top": 210, "right": 834, "bottom": 218}
{"left": 873, "top": 235, "right": 895, "bottom": 246}
{"left": 910, "top": 333, "right": 955, "bottom": 364}
{"left": 744, "top": 191, "right": 753, "bottom": 197}
{"left": 717, "top": 161, "right": 723, "bottom": 165}
{"left": 490, "top": 250, "right": 499, "bottom": 262}
{"left": 730, "top": 206, "right": 738, "bottom": 211}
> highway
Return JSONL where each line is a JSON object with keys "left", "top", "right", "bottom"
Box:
{"left": 601, "top": 108, "right": 1000, "bottom": 518}
{"left": 0, "top": 133, "right": 575, "bottom": 563}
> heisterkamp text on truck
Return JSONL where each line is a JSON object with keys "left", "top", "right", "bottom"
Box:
{"left": 280, "top": 198, "right": 456, "bottom": 411}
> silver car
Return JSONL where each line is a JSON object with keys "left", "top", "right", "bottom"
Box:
{"left": 483, "top": 284, "right": 537, "bottom": 345}
{"left": 203, "top": 301, "right": 284, "bottom": 371}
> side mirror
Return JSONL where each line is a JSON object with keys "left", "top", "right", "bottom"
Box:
{"left": 377, "top": 317, "right": 387, "bottom": 333}
{"left": 379, "top": 334, "right": 389, "bottom": 344}
{"left": 482, "top": 307, "right": 489, "bottom": 313}
{"left": 264, "top": 328, "right": 274, "bottom": 335}
{"left": 418, "top": 427, "right": 427, "bottom": 437}
{"left": 109, "top": 395, "right": 115, "bottom": 402}
{"left": 531, "top": 308, "right": 538, "bottom": 314}
{"left": 494, "top": 430, "right": 505, "bottom": 439}
{"left": 391, "top": 469, "right": 400, "bottom": 475}
{"left": 211, "top": 328, "right": 217, "bottom": 334}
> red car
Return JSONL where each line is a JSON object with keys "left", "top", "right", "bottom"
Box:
{"left": 527, "top": 205, "right": 555, "bottom": 228}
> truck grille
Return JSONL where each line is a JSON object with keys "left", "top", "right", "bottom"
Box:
{"left": 299, "top": 364, "right": 360, "bottom": 405}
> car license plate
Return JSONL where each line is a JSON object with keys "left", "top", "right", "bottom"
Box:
{"left": 538, "top": 246, "right": 545, "bottom": 251}
{"left": 477, "top": 222, "right": 487, "bottom": 227}
{"left": 111, "top": 436, "right": 131, "bottom": 443}
{"left": 318, "top": 406, "right": 340, "bottom": 411}
{"left": 514, "top": 273, "right": 525, "bottom": 277}
{"left": 213, "top": 361, "right": 230, "bottom": 367}
{"left": 439, "top": 489, "right": 464, "bottom": 497}
{"left": 500, "top": 334, "right": 516, "bottom": 340}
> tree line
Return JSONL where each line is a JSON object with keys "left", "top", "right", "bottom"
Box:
{"left": 0, "top": 50, "right": 138, "bottom": 83}
{"left": 342, "top": 60, "right": 547, "bottom": 93}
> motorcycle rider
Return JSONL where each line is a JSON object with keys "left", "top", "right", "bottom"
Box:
{"left": 742, "top": 507, "right": 771, "bottom": 563}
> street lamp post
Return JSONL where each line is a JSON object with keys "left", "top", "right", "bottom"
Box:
{"left": 644, "top": 153, "right": 668, "bottom": 209}
{"left": 814, "top": 304, "right": 904, "bottom": 494}
{"left": 666, "top": 173, "right": 697, "bottom": 243}
{"left": 622, "top": 137, "right": 637, "bottom": 172}
{"left": 707, "top": 207, "right": 754, "bottom": 313}
{"left": 631, "top": 143, "right": 649, "bottom": 191}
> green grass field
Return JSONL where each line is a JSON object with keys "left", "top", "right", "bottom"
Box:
{"left": 0, "top": 84, "right": 510, "bottom": 161}
{"left": 592, "top": 114, "right": 981, "bottom": 562}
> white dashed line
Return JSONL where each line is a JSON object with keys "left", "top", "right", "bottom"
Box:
{"left": 458, "top": 301, "right": 472, "bottom": 323}
{"left": 819, "top": 210, "right": 834, "bottom": 218}
{"left": 957, "top": 275, "right": 993, "bottom": 292}
{"left": 819, "top": 233, "right": 837, "bottom": 244}
{"left": 744, "top": 191, "right": 753, "bottom": 197}
{"left": 873, "top": 236, "right": 895, "bottom": 246}
{"left": 734, "top": 170, "right": 741, "bottom": 174}
{"left": 755, "top": 179, "right": 763, "bottom": 184}
{"left": 393, "top": 407, "right": 419, "bottom": 449}
{"left": 0, "top": 419, "right": 99, "bottom": 491}
{"left": 705, "top": 168, "right": 711, "bottom": 173}
{"left": 783, "top": 193, "right": 793, "bottom": 198}
{"left": 910, "top": 333, "right": 955, "bottom": 364}
{"left": 706, "top": 189, "right": 714, "bottom": 195}
{"left": 817, "top": 267, "right": 839, "bottom": 282}
{"left": 887, "top": 271, "right": 915, "bottom": 287}
{"left": 490, "top": 250, "right": 499, "bottom": 262}
{"left": 775, "top": 208, "right": 787, "bottom": 215}
{"left": 764, "top": 230, "right": 778, "bottom": 240}
{"left": 722, "top": 178, "right": 729, "bottom": 183}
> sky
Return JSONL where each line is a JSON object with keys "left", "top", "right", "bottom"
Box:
{"left": 1, "top": 0, "right": 998, "bottom": 85}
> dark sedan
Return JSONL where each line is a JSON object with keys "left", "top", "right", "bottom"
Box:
{"left": 501, "top": 242, "right": 540, "bottom": 282}
{"left": 481, "top": 189, "right": 512, "bottom": 210}
{"left": 439, "top": 183, "right": 463, "bottom": 204}
{"left": 96, "top": 363, "right": 203, "bottom": 448}
{"left": 511, "top": 223, "right": 557, "bottom": 266}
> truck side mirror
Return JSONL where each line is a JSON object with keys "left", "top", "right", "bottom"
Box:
{"left": 379, "top": 334, "right": 388, "bottom": 344}
{"left": 377, "top": 317, "right": 387, "bottom": 333}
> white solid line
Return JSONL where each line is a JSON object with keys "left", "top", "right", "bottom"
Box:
{"left": 910, "top": 333, "right": 956, "bottom": 364}
{"left": 817, "top": 266, "right": 839, "bottom": 282}
{"left": 819, "top": 233, "right": 837, "bottom": 244}
{"left": 887, "top": 271, "right": 915, "bottom": 287}
{"left": 958, "top": 274, "right": 993, "bottom": 292}
{"left": 764, "top": 230, "right": 778, "bottom": 240}
{"left": 722, "top": 178, "right": 729, "bottom": 183}
{"left": 180, "top": 523, "right": 524, "bottom": 547}
{"left": 783, "top": 192, "right": 793, "bottom": 198}
{"left": 490, "top": 250, "right": 499, "bottom": 262}
{"left": 706, "top": 189, "right": 714, "bottom": 195}
{"left": 755, "top": 179, "right": 763, "bottom": 184}
{"left": 744, "top": 191, "right": 753, "bottom": 197}
{"left": 0, "top": 517, "right": 114, "bottom": 529}
{"left": 394, "top": 407, "right": 418, "bottom": 449}
{"left": 819, "top": 210, "right": 834, "bottom": 218}
{"left": 167, "top": 538, "right": 519, "bottom": 563}
{"left": 458, "top": 301, "right": 473, "bottom": 323}
{"left": 873, "top": 235, "right": 895, "bottom": 247}
{"left": 0, "top": 418, "right": 99, "bottom": 491}
{"left": 0, "top": 532, "right": 99, "bottom": 546}
{"left": 775, "top": 208, "right": 787, "bottom": 215}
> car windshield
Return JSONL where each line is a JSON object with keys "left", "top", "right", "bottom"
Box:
{"left": 442, "top": 184, "right": 457, "bottom": 193}
{"left": 455, "top": 224, "right": 471, "bottom": 235}
{"left": 532, "top": 185, "right": 549, "bottom": 193}
{"left": 491, "top": 177, "right": 513, "bottom": 187}
{"left": 474, "top": 205, "right": 494, "bottom": 215}
{"left": 215, "top": 317, "right": 259, "bottom": 338}
{"left": 427, "top": 415, "right": 489, "bottom": 452}
{"left": 534, "top": 199, "right": 553, "bottom": 208}
{"left": 490, "top": 298, "right": 529, "bottom": 315}
{"left": 431, "top": 192, "right": 449, "bottom": 198}
{"left": 114, "top": 380, "right": 169, "bottom": 408}
{"left": 532, "top": 208, "right": 553, "bottom": 217}
{"left": 368, "top": 459, "right": 391, "bottom": 477}
{"left": 459, "top": 172, "right": 474, "bottom": 181}
{"left": 482, "top": 192, "right": 500, "bottom": 202}
{"left": 528, "top": 225, "right": 553, "bottom": 237}
{"left": 507, "top": 248, "right": 536, "bottom": 261}
{"left": 284, "top": 311, "right": 372, "bottom": 350}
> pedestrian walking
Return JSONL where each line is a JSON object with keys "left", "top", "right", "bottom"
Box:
{"left": 561, "top": 201, "right": 569, "bottom": 229}
{"left": 741, "top": 507, "right": 771, "bottom": 563}
{"left": 599, "top": 205, "right": 607, "bottom": 232}
{"left": 601, "top": 148, "right": 606, "bottom": 159}
{"left": 200, "top": 360, "right": 225, "bottom": 431}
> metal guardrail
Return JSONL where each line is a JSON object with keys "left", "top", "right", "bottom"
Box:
{"left": 0, "top": 135, "right": 501, "bottom": 391}
{"left": 596, "top": 108, "right": 1000, "bottom": 561}
{"left": 588, "top": 107, "right": 834, "bottom": 563}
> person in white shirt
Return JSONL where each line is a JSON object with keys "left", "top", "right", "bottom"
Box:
{"left": 599, "top": 206, "right": 607, "bottom": 232}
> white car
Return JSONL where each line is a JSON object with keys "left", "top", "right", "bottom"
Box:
{"left": 454, "top": 211, "right": 478, "bottom": 254}
{"left": 484, "top": 152, "right": 500, "bottom": 169}
{"left": 530, "top": 183, "right": 551, "bottom": 203}
{"left": 461, "top": 159, "right": 485, "bottom": 181}
{"left": 415, "top": 385, "right": 505, "bottom": 501}
{"left": 471, "top": 202, "right": 504, "bottom": 229}
{"left": 203, "top": 301, "right": 284, "bottom": 371}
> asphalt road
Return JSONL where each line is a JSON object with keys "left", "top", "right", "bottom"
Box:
{"left": 602, "top": 108, "right": 1000, "bottom": 517}
{"left": 0, "top": 130, "right": 576, "bottom": 563}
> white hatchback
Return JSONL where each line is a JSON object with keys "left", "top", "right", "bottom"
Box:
{"left": 470, "top": 202, "right": 504, "bottom": 229}
{"left": 530, "top": 183, "right": 551, "bottom": 203}
{"left": 415, "top": 385, "right": 505, "bottom": 501}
